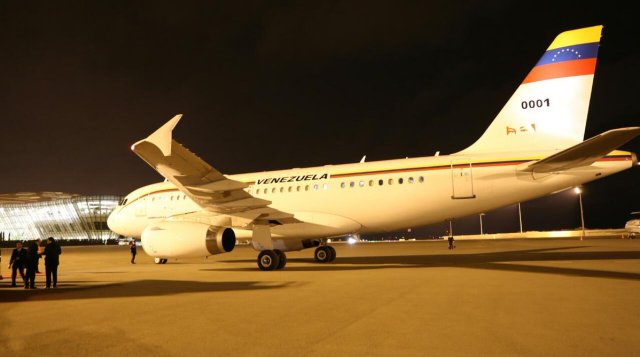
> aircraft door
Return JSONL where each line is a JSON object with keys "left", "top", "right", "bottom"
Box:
{"left": 450, "top": 160, "right": 476, "bottom": 199}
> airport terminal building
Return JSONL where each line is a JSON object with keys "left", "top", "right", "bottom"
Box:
{"left": 0, "top": 192, "right": 122, "bottom": 241}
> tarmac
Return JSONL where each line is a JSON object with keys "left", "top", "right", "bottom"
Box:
{"left": 1, "top": 238, "right": 640, "bottom": 356}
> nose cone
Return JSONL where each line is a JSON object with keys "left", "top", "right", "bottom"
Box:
{"left": 107, "top": 209, "right": 121, "bottom": 234}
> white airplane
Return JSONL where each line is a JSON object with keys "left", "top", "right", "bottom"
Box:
{"left": 108, "top": 25, "right": 639, "bottom": 270}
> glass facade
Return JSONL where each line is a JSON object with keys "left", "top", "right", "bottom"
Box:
{"left": 0, "top": 195, "right": 122, "bottom": 241}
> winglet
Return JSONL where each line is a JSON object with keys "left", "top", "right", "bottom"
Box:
{"left": 133, "top": 114, "right": 182, "bottom": 156}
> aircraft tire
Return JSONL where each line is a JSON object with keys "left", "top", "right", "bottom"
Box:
{"left": 257, "top": 250, "right": 280, "bottom": 271}
{"left": 326, "top": 246, "right": 336, "bottom": 262}
{"left": 161, "top": 259, "right": 168, "bottom": 264}
{"left": 314, "top": 246, "right": 330, "bottom": 263}
{"left": 154, "top": 257, "right": 162, "bottom": 264}
{"left": 274, "top": 250, "right": 287, "bottom": 270}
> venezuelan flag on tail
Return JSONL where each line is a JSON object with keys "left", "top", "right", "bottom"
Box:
{"left": 524, "top": 26, "right": 602, "bottom": 83}
{"left": 460, "top": 26, "right": 604, "bottom": 154}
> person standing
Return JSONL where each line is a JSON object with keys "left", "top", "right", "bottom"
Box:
{"left": 129, "top": 240, "right": 137, "bottom": 264}
{"left": 8, "top": 241, "right": 27, "bottom": 287}
{"left": 448, "top": 235, "right": 455, "bottom": 250}
{"left": 42, "top": 237, "right": 62, "bottom": 288}
{"left": 24, "top": 239, "right": 41, "bottom": 289}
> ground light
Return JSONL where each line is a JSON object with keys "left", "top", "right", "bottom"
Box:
{"left": 575, "top": 186, "right": 586, "bottom": 240}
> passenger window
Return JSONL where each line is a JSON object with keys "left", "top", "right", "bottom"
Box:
{"left": 408, "top": 177, "right": 414, "bottom": 184}
{"left": 271, "top": 188, "right": 276, "bottom": 193}
{"left": 341, "top": 182, "right": 346, "bottom": 189}
{"left": 288, "top": 187, "right": 292, "bottom": 192}
{"left": 323, "top": 183, "right": 328, "bottom": 190}
{"left": 369, "top": 180, "right": 374, "bottom": 186}
{"left": 305, "top": 185, "right": 310, "bottom": 191}
{"left": 399, "top": 178, "right": 404, "bottom": 184}
{"left": 378, "top": 179, "right": 383, "bottom": 186}
{"left": 419, "top": 176, "right": 424, "bottom": 183}
{"left": 359, "top": 181, "right": 365, "bottom": 187}
{"left": 280, "top": 187, "right": 284, "bottom": 193}
{"left": 350, "top": 182, "right": 355, "bottom": 188}
{"left": 313, "top": 184, "right": 319, "bottom": 191}
{"left": 388, "top": 178, "right": 394, "bottom": 185}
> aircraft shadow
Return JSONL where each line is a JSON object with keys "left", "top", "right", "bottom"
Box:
{"left": 213, "top": 246, "right": 640, "bottom": 281}
{"left": 0, "top": 279, "right": 292, "bottom": 303}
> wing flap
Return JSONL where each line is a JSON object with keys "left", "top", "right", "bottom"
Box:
{"left": 521, "top": 127, "right": 640, "bottom": 173}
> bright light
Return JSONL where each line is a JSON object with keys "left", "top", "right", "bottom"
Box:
{"left": 574, "top": 187, "right": 582, "bottom": 194}
{"left": 347, "top": 237, "right": 357, "bottom": 244}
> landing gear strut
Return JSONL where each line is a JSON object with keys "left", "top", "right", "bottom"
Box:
{"left": 314, "top": 246, "right": 336, "bottom": 263}
{"left": 257, "top": 250, "right": 287, "bottom": 271}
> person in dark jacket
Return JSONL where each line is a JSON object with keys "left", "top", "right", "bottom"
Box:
{"left": 42, "top": 237, "right": 62, "bottom": 288}
{"left": 8, "top": 241, "right": 27, "bottom": 287}
{"left": 24, "top": 239, "right": 42, "bottom": 289}
{"left": 129, "top": 240, "right": 137, "bottom": 264}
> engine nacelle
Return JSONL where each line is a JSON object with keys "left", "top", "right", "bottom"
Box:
{"left": 141, "top": 221, "right": 236, "bottom": 258}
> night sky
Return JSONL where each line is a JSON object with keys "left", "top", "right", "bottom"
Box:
{"left": 1, "top": 1, "right": 638, "bottom": 235}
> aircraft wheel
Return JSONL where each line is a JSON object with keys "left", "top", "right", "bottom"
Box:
{"left": 161, "top": 259, "right": 168, "bottom": 264}
{"left": 326, "top": 246, "right": 336, "bottom": 262}
{"left": 274, "top": 250, "right": 287, "bottom": 270}
{"left": 314, "top": 246, "right": 331, "bottom": 263}
{"left": 257, "top": 250, "right": 280, "bottom": 271}
{"left": 154, "top": 257, "right": 163, "bottom": 264}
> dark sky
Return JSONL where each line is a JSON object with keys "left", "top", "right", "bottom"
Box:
{"left": 1, "top": 1, "right": 638, "bottom": 233}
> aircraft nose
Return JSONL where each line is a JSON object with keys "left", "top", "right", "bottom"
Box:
{"left": 107, "top": 209, "right": 120, "bottom": 233}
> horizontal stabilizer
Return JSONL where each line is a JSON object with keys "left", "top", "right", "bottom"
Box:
{"left": 522, "top": 127, "right": 640, "bottom": 173}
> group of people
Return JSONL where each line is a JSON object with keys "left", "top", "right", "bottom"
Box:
{"left": 7, "top": 237, "right": 62, "bottom": 289}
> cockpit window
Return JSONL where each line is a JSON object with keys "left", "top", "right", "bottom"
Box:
{"left": 120, "top": 198, "right": 128, "bottom": 206}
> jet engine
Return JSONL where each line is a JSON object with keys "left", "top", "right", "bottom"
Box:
{"left": 141, "top": 221, "right": 236, "bottom": 258}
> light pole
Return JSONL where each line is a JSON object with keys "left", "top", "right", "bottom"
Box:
{"left": 479, "top": 213, "right": 485, "bottom": 235}
{"left": 575, "top": 186, "right": 586, "bottom": 240}
{"left": 518, "top": 202, "right": 523, "bottom": 234}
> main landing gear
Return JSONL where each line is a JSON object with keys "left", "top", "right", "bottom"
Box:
{"left": 257, "top": 249, "right": 287, "bottom": 271}
{"left": 314, "top": 246, "right": 336, "bottom": 263}
{"left": 256, "top": 245, "right": 336, "bottom": 270}
{"left": 153, "top": 257, "right": 168, "bottom": 264}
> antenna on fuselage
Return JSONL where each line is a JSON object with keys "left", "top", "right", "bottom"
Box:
{"left": 360, "top": 155, "right": 366, "bottom": 163}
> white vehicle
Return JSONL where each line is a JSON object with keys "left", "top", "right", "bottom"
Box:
{"left": 107, "top": 25, "right": 639, "bottom": 270}
{"left": 625, "top": 212, "right": 640, "bottom": 238}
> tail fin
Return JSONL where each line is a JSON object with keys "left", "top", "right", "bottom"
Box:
{"left": 460, "top": 25, "right": 603, "bottom": 154}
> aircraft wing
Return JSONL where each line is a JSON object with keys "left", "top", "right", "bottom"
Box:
{"left": 522, "top": 127, "right": 640, "bottom": 173}
{"left": 131, "top": 115, "right": 298, "bottom": 225}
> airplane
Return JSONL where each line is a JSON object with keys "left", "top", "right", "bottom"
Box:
{"left": 107, "top": 25, "right": 639, "bottom": 270}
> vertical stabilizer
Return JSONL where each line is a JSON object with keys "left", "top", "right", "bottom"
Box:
{"left": 460, "top": 25, "right": 603, "bottom": 154}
